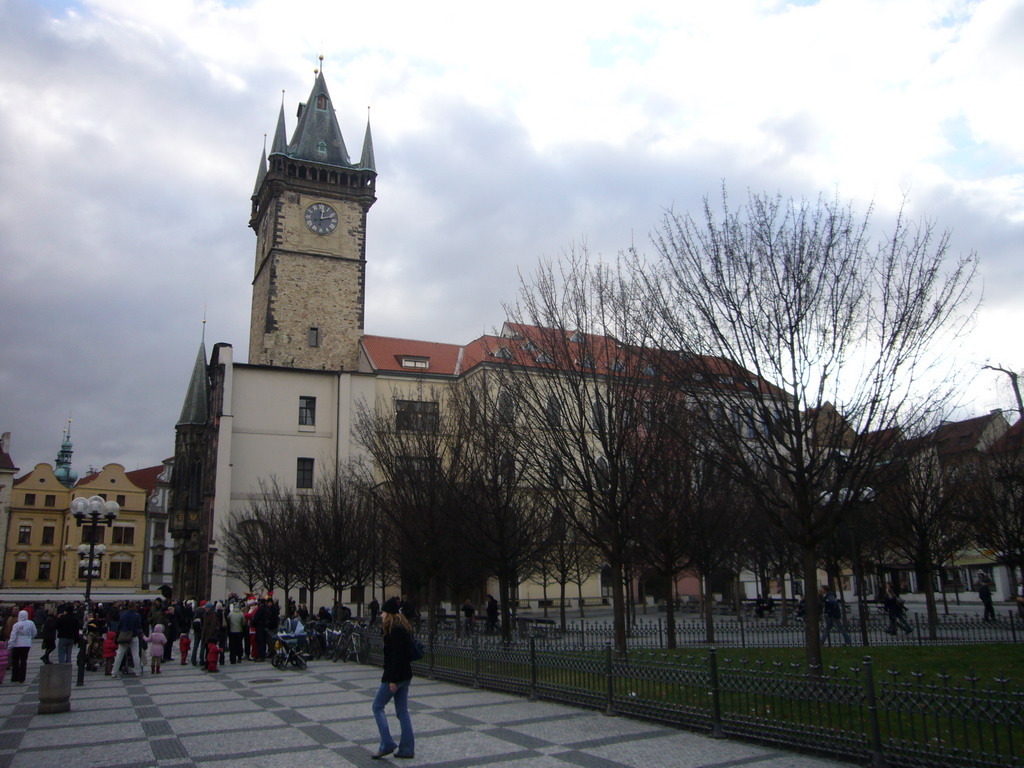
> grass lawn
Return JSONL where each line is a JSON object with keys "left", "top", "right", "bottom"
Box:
{"left": 697, "top": 644, "right": 1024, "bottom": 688}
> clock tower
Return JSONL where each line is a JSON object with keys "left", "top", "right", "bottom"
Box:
{"left": 248, "top": 69, "right": 376, "bottom": 371}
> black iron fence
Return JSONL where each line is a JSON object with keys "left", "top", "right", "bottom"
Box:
{"left": 429, "top": 609, "right": 1023, "bottom": 650}
{"left": 365, "top": 633, "right": 1023, "bottom": 768}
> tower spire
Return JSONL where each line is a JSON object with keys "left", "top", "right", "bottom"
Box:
{"left": 54, "top": 416, "right": 78, "bottom": 488}
{"left": 359, "top": 106, "right": 375, "bottom": 171}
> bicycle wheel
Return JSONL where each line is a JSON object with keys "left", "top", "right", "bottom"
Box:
{"left": 355, "top": 635, "right": 369, "bottom": 664}
{"left": 271, "top": 653, "right": 284, "bottom": 669}
{"left": 291, "top": 652, "right": 307, "bottom": 670}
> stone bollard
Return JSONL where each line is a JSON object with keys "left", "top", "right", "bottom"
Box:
{"left": 38, "top": 663, "right": 73, "bottom": 714}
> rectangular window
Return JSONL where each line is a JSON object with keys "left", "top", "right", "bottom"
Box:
{"left": 13, "top": 561, "right": 27, "bottom": 580}
{"left": 116, "top": 494, "right": 126, "bottom": 506}
{"left": 37, "top": 561, "right": 51, "bottom": 581}
{"left": 17, "top": 525, "right": 30, "bottom": 545}
{"left": 152, "top": 552, "right": 164, "bottom": 573}
{"left": 44, "top": 494, "right": 56, "bottom": 507}
{"left": 299, "top": 396, "right": 317, "bottom": 426}
{"left": 396, "top": 400, "right": 439, "bottom": 432}
{"left": 153, "top": 522, "right": 166, "bottom": 541}
{"left": 308, "top": 327, "right": 319, "bottom": 347}
{"left": 24, "top": 494, "right": 35, "bottom": 506}
{"left": 296, "top": 457, "right": 314, "bottom": 489}
{"left": 82, "top": 527, "right": 105, "bottom": 545}
{"left": 401, "top": 357, "right": 429, "bottom": 369}
{"left": 109, "top": 561, "right": 132, "bottom": 580}
{"left": 42, "top": 526, "right": 55, "bottom": 545}
{"left": 112, "top": 527, "right": 135, "bottom": 545}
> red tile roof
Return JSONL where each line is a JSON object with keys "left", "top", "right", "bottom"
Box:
{"left": 126, "top": 464, "right": 164, "bottom": 492}
{"left": 361, "top": 335, "right": 463, "bottom": 374}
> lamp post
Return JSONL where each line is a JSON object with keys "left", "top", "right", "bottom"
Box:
{"left": 70, "top": 495, "right": 119, "bottom": 686}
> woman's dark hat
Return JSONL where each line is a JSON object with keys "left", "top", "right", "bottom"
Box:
{"left": 382, "top": 597, "right": 401, "bottom": 615}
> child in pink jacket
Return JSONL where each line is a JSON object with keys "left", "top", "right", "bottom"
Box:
{"left": 146, "top": 624, "right": 168, "bottom": 674}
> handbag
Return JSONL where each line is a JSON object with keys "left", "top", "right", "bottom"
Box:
{"left": 410, "top": 637, "right": 425, "bottom": 662}
{"left": 117, "top": 629, "right": 134, "bottom": 644}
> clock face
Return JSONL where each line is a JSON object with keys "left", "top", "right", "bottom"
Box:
{"left": 304, "top": 203, "right": 338, "bottom": 235}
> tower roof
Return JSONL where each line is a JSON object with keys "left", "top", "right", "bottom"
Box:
{"left": 270, "top": 103, "right": 288, "bottom": 156}
{"left": 253, "top": 145, "right": 267, "bottom": 196}
{"left": 287, "top": 70, "right": 352, "bottom": 167}
{"left": 177, "top": 342, "right": 209, "bottom": 427}
{"left": 359, "top": 113, "right": 375, "bottom": 171}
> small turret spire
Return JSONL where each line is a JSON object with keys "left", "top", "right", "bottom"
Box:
{"left": 359, "top": 106, "right": 375, "bottom": 171}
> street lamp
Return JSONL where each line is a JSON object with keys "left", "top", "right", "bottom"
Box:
{"left": 70, "top": 495, "right": 119, "bottom": 686}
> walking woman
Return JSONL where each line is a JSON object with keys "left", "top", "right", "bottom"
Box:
{"left": 9, "top": 610, "right": 37, "bottom": 682}
{"left": 370, "top": 597, "right": 415, "bottom": 760}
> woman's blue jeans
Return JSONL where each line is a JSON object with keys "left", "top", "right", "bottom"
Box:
{"left": 372, "top": 680, "right": 414, "bottom": 756}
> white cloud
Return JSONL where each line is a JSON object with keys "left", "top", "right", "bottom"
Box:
{"left": 0, "top": 0, "right": 1021, "bottom": 473}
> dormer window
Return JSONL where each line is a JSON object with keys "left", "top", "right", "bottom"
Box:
{"left": 401, "top": 357, "right": 429, "bottom": 369}
{"left": 317, "top": 141, "right": 327, "bottom": 155}
{"left": 569, "top": 331, "right": 584, "bottom": 343}
{"left": 316, "top": 94, "right": 328, "bottom": 110}
{"left": 493, "top": 347, "right": 513, "bottom": 359}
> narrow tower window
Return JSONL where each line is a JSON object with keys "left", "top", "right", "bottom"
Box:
{"left": 317, "top": 141, "right": 327, "bottom": 155}
{"left": 316, "top": 94, "right": 327, "bottom": 110}
{"left": 308, "top": 327, "right": 319, "bottom": 347}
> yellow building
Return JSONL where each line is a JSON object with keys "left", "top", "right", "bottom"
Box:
{"left": 67, "top": 464, "right": 150, "bottom": 592}
{"left": 2, "top": 449, "right": 156, "bottom": 599}
{"left": 4, "top": 463, "right": 71, "bottom": 589}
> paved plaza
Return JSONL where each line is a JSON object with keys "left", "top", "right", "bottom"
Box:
{"left": 0, "top": 649, "right": 854, "bottom": 768}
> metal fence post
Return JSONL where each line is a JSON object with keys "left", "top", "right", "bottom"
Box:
{"left": 428, "top": 632, "right": 435, "bottom": 680}
{"left": 529, "top": 634, "right": 538, "bottom": 701}
{"left": 1009, "top": 610, "right": 1018, "bottom": 644}
{"left": 604, "top": 643, "right": 616, "bottom": 715}
{"left": 708, "top": 647, "right": 725, "bottom": 738}
{"left": 738, "top": 608, "right": 746, "bottom": 649}
{"left": 473, "top": 634, "right": 480, "bottom": 689}
{"left": 914, "top": 612, "right": 923, "bottom": 646}
{"left": 863, "top": 656, "right": 889, "bottom": 768}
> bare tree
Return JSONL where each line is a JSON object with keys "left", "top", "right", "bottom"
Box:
{"left": 354, "top": 389, "right": 460, "bottom": 637}
{"left": 971, "top": 420, "right": 1024, "bottom": 599}
{"left": 875, "top": 431, "right": 969, "bottom": 637}
{"left": 646, "top": 190, "right": 977, "bottom": 666}
{"left": 445, "top": 378, "right": 555, "bottom": 641}
{"left": 307, "top": 466, "right": 378, "bottom": 615}
{"left": 499, "top": 250, "right": 685, "bottom": 655}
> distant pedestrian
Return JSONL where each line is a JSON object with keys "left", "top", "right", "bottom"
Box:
{"left": 9, "top": 610, "right": 37, "bottom": 682}
{"left": 227, "top": 602, "right": 246, "bottom": 664}
{"left": 368, "top": 598, "right": 380, "bottom": 628}
{"left": 462, "top": 599, "right": 475, "bottom": 636}
{"left": 147, "top": 624, "right": 168, "bottom": 674}
{"left": 55, "top": 604, "right": 81, "bottom": 663}
{"left": 112, "top": 602, "right": 144, "bottom": 678}
{"left": 883, "top": 584, "right": 913, "bottom": 635}
{"left": 370, "top": 597, "right": 415, "bottom": 760}
{"left": 486, "top": 595, "right": 498, "bottom": 634}
{"left": 818, "top": 586, "right": 851, "bottom": 646}
{"left": 40, "top": 612, "right": 58, "bottom": 664}
{"left": 0, "top": 640, "right": 9, "bottom": 683}
{"left": 978, "top": 576, "right": 996, "bottom": 621}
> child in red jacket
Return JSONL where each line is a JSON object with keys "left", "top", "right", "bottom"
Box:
{"left": 102, "top": 630, "right": 117, "bottom": 676}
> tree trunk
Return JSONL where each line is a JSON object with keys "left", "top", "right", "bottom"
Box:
{"left": 559, "top": 581, "right": 567, "bottom": 631}
{"left": 801, "top": 545, "right": 823, "bottom": 669}
{"left": 610, "top": 559, "right": 628, "bottom": 656}
{"left": 499, "top": 577, "right": 513, "bottom": 643}
{"left": 702, "top": 573, "right": 716, "bottom": 644}
{"left": 921, "top": 564, "right": 939, "bottom": 640}
{"left": 665, "top": 571, "right": 677, "bottom": 650}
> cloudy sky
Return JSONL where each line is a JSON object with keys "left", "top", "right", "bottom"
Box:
{"left": 1, "top": 0, "right": 1022, "bottom": 476}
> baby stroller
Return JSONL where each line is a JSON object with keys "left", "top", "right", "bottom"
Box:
{"left": 270, "top": 631, "right": 307, "bottom": 670}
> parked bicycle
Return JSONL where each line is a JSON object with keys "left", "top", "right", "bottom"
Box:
{"left": 332, "top": 620, "right": 369, "bottom": 664}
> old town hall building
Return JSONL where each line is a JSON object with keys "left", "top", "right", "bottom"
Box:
{"left": 169, "top": 70, "right": 525, "bottom": 601}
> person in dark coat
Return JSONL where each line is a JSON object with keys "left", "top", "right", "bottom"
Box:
{"left": 370, "top": 597, "right": 415, "bottom": 760}
{"left": 883, "top": 584, "right": 913, "bottom": 635}
{"left": 40, "top": 612, "right": 58, "bottom": 664}
{"left": 485, "top": 595, "right": 499, "bottom": 634}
